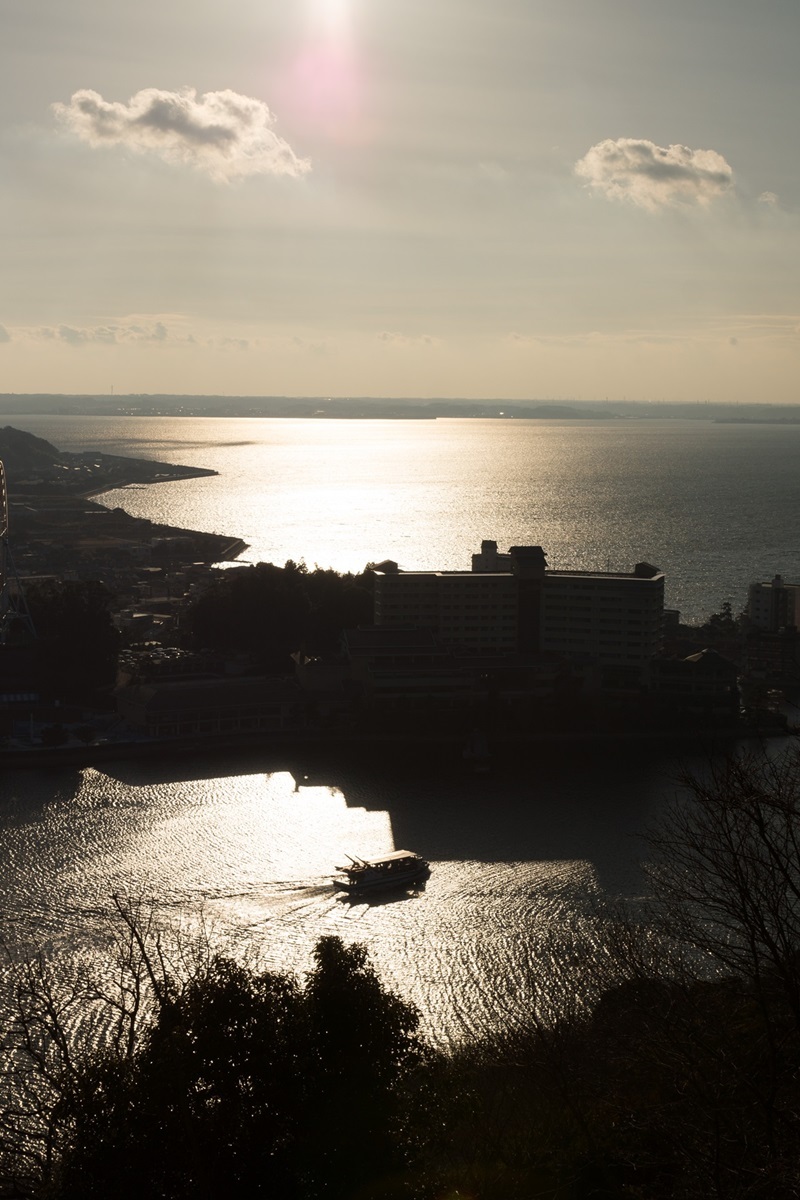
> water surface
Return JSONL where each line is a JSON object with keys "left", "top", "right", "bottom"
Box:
{"left": 12, "top": 414, "right": 800, "bottom": 623}
{"left": 2, "top": 414, "right": 794, "bottom": 1039}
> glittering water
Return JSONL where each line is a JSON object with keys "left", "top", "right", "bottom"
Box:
{"left": 2, "top": 413, "right": 797, "bottom": 1042}
{"left": 13, "top": 414, "right": 800, "bottom": 624}
{"left": 1, "top": 745, "right": 684, "bottom": 1045}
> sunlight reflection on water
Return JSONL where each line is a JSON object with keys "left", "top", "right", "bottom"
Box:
{"left": 1, "top": 414, "right": 789, "bottom": 1041}
{"left": 14, "top": 414, "right": 800, "bottom": 624}
{"left": 0, "top": 750, "right": 680, "bottom": 1045}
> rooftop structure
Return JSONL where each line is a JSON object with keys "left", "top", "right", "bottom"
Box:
{"left": 372, "top": 540, "right": 665, "bottom": 673}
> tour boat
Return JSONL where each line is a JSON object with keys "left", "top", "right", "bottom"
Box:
{"left": 333, "top": 849, "right": 430, "bottom": 895}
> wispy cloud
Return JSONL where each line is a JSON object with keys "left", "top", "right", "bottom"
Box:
{"left": 758, "top": 190, "right": 779, "bottom": 207}
{"left": 53, "top": 87, "right": 311, "bottom": 182}
{"left": 575, "top": 138, "right": 733, "bottom": 211}
{"left": 6, "top": 320, "right": 337, "bottom": 355}
{"left": 377, "top": 331, "right": 437, "bottom": 348}
{"left": 504, "top": 316, "right": 800, "bottom": 350}
{"left": 33, "top": 320, "right": 176, "bottom": 346}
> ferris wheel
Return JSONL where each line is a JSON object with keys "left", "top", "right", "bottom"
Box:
{"left": 0, "top": 460, "right": 35, "bottom": 643}
{"left": 0, "top": 459, "right": 9, "bottom": 604}
{"left": 0, "top": 458, "right": 7, "bottom": 543}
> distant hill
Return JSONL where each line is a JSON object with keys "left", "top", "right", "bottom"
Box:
{"left": 521, "top": 405, "right": 588, "bottom": 419}
{"left": 0, "top": 426, "right": 216, "bottom": 493}
{"left": 2, "top": 394, "right": 800, "bottom": 421}
{"left": 0, "top": 426, "right": 70, "bottom": 477}
{"left": 0, "top": 396, "right": 611, "bottom": 420}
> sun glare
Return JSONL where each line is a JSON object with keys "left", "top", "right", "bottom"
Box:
{"left": 310, "top": 0, "right": 352, "bottom": 37}
{"left": 280, "top": 0, "right": 364, "bottom": 140}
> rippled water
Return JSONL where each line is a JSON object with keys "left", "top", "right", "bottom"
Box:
{"left": 2, "top": 413, "right": 797, "bottom": 1042}
{"left": 1, "top": 744, "right": 689, "bottom": 1045}
{"left": 13, "top": 414, "right": 800, "bottom": 623}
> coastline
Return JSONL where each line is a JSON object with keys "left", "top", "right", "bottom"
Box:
{"left": 0, "top": 426, "right": 247, "bottom": 566}
{"left": 79, "top": 464, "right": 218, "bottom": 500}
{"left": 78, "top": 459, "right": 248, "bottom": 563}
{"left": 2, "top": 722, "right": 791, "bottom": 772}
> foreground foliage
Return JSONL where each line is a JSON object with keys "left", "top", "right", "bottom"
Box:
{"left": 0, "top": 907, "right": 424, "bottom": 1200}
{"left": 3, "top": 747, "right": 800, "bottom": 1198}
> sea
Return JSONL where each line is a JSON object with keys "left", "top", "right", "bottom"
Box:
{"left": 2, "top": 414, "right": 799, "bottom": 1045}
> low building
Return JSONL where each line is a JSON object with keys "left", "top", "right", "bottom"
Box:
{"left": 748, "top": 574, "right": 800, "bottom": 632}
{"left": 741, "top": 627, "right": 800, "bottom": 685}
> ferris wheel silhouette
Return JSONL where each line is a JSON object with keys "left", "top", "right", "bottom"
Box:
{"left": 0, "top": 460, "right": 36, "bottom": 644}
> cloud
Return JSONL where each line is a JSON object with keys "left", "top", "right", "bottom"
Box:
{"left": 57, "top": 325, "right": 89, "bottom": 346}
{"left": 25, "top": 319, "right": 183, "bottom": 346}
{"left": 575, "top": 138, "right": 733, "bottom": 211}
{"left": 502, "top": 317, "right": 800, "bottom": 353}
{"left": 0, "top": 325, "right": 10, "bottom": 344}
{"left": 13, "top": 319, "right": 314, "bottom": 351}
{"left": 53, "top": 87, "right": 311, "bottom": 182}
{"left": 758, "top": 191, "right": 779, "bottom": 207}
{"left": 377, "top": 331, "right": 437, "bottom": 347}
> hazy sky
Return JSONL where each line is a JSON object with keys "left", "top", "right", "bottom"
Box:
{"left": 2, "top": 0, "right": 799, "bottom": 401}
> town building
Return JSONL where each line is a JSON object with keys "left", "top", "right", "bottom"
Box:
{"left": 372, "top": 541, "right": 665, "bottom": 681}
{"left": 747, "top": 574, "right": 800, "bottom": 632}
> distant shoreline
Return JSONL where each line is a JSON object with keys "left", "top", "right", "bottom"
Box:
{"left": 714, "top": 417, "right": 800, "bottom": 425}
{"left": 80, "top": 465, "right": 218, "bottom": 499}
{"left": 5, "top": 396, "right": 800, "bottom": 423}
{"left": 0, "top": 426, "right": 248, "bottom": 567}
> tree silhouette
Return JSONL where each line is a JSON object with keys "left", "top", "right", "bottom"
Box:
{"left": 184, "top": 562, "right": 311, "bottom": 669}
{"left": 183, "top": 562, "right": 373, "bottom": 666}
{"left": 25, "top": 579, "right": 120, "bottom": 696}
{"left": 37, "top": 924, "right": 423, "bottom": 1200}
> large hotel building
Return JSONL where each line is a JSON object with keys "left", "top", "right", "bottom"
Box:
{"left": 372, "top": 540, "right": 665, "bottom": 669}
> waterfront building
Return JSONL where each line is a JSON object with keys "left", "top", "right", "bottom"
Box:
{"left": 372, "top": 541, "right": 665, "bottom": 678}
{"left": 747, "top": 575, "right": 800, "bottom": 632}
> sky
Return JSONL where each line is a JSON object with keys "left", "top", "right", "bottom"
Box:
{"left": 1, "top": 0, "right": 799, "bottom": 402}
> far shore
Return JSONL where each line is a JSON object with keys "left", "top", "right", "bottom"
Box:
{"left": 80, "top": 464, "right": 218, "bottom": 500}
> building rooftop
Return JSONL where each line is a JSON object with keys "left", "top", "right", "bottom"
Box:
{"left": 372, "top": 567, "right": 664, "bottom": 582}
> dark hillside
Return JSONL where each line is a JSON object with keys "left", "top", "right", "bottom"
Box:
{"left": 0, "top": 426, "right": 216, "bottom": 494}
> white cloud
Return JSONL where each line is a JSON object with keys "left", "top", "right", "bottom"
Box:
{"left": 758, "top": 191, "right": 779, "bottom": 207}
{"left": 53, "top": 87, "right": 311, "bottom": 182}
{"left": 377, "top": 331, "right": 437, "bottom": 347}
{"left": 575, "top": 138, "right": 733, "bottom": 211}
